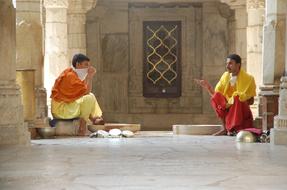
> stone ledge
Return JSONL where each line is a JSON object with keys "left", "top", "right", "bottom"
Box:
{"left": 173, "top": 124, "right": 222, "bottom": 135}
{"left": 36, "top": 121, "right": 141, "bottom": 137}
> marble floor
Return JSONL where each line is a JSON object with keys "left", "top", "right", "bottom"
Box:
{"left": 1, "top": 132, "right": 287, "bottom": 190}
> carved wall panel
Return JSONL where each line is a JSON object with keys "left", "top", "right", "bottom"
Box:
{"left": 128, "top": 3, "right": 203, "bottom": 114}
{"left": 143, "top": 21, "right": 182, "bottom": 98}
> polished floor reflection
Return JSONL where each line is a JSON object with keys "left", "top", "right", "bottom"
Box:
{"left": 1, "top": 132, "right": 287, "bottom": 190}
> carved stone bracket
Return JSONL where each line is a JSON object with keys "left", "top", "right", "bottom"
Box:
{"left": 220, "top": 0, "right": 246, "bottom": 9}
{"left": 247, "top": 0, "right": 265, "bottom": 10}
{"left": 44, "top": 0, "right": 68, "bottom": 9}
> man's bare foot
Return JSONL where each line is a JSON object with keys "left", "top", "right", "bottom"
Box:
{"left": 92, "top": 116, "right": 105, "bottom": 125}
{"left": 212, "top": 129, "right": 227, "bottom": 136}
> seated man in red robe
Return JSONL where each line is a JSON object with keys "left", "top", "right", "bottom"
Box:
{"left": 195, "top": 54, "right": 257, "bottom": 135}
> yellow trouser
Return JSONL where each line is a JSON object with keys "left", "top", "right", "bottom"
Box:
{"left": 51, "top": 93, "right": 102, "bottom": 121}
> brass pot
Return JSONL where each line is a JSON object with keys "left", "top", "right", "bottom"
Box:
{"left": 37, "top": 127, "right": 56, "bottom": 139}
{"left": 236, "top": 130, "right": 256, "bottom": 143}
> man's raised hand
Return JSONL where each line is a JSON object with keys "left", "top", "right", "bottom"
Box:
{"left": 87, "top": 66, "right": 96, "bottom": 77}
{"left": 194, "top": 79, "right": 214, "bottom": 96}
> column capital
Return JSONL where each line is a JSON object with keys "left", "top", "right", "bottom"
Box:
{"left": 247, "top": 0, "right": 265, "bottom": 10}
{"left": 44, "top": 0, "right": 68, "bottom": 9}
{"left": 220, "top": 0, "right": 246, "bottom": 9}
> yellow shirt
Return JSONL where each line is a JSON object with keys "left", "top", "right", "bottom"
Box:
{"left": 215, "top": 69, "right": 256, "bottom": 103}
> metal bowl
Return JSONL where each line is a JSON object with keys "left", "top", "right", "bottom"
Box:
{"left": 37, "top": 127, "right": 56, "bottom": 139}
{"left": 236, "top": 130, "right": 256, "bottom": 143}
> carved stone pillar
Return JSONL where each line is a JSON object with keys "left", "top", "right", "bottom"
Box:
{"left": 67, "top": 0, "right": 96, "bottom": 60}
{"left": 262, "top": 0, "right": 286, "bottom": 86}
{"left": 271, "top": 77, "right": 287, "bottom": 145}
{"left": 270, "top": 1, "right": 287, "bottom": 145}
{"left": 245, "top": 0, "right": 265, "bottom": 122}
{"left": 221, "top": 0, "right": 247, "bottom": 68}
{"left": 0, "top": 0, "right": 30, "bottom": 145}
{"left": 246, "top": 0, "right": 265, "bottom": 94}
{"left": 259, "top": 0, "right": 286, "bottom": 131}
{"left": 43, "top": 0, "right": 69, "bottom": 113}
{"left": 16, "top": 0, "right": 49, "bottom": 129}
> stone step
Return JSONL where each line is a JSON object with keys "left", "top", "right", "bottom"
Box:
{"left": 88, "top": 123, "right": 141, "bottom": 133}
{"left": 31, "top": 120, "right": 80, "bottom": 138}
{"left": 172, "top": 124, "right": 223, "bottom": 135}
{"left": 34, "top": 121, "right": 141, "bottom": 138}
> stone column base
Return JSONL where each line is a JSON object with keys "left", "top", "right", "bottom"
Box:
{"left": 274, "top": 115, "right": 287, "bottom": 128}
{"left": 34, "top": 87, "right": 49, "bottom": 128}
{"left": 0, "top": 84, "right": 30, "bottom": 145}
{"left": 271, "top": 128, "right": 287, "bottom": 145}
{"left": 259, "top": 93, "right": 279, "bottom": 130}
{"left": 0, "top": 124, "right": 30, "bottom": 146}
{"left": 34, "top": 118, "right": 50, "bottom": 128}
{"left": 271, "top": 115, "right": 287, "bottom": 145}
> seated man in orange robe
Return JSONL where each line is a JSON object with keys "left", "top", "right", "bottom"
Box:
{"left": 51, "top": 53, "right": 104, "bottom": 136}
{"left": 195, "top": 54, "right": 257, "bottom": 135}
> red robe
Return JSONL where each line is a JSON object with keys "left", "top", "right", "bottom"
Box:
{"left": 211, "top": 92, "right": 255, "bottom": 133}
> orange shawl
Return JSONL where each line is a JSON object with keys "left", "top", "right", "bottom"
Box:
{"left": 51, "top": 68, "right": 87, "bottom": 103}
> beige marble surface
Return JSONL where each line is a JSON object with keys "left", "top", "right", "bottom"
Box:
{"left": 1, "top": 132, "right": 287, "bottom": 190}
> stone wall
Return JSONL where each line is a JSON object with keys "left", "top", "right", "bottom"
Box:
{"left": 87, "top": 0, "right": 233, "bottom": 130}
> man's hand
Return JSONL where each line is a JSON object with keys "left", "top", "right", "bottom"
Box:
{"left": 246, "top": 97, "right": 254, "bottom": 105}
{"left": 85, "top": 66, "right": 96, "bottom": 94}
{"left": 87, "top": 66, "right": 96, "bottom": 78}
{"left": 194, "top": 79, "right": 214, "bottom": 96}
{"left": 194, "top": 79, "right": 211, "bottom": 90}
